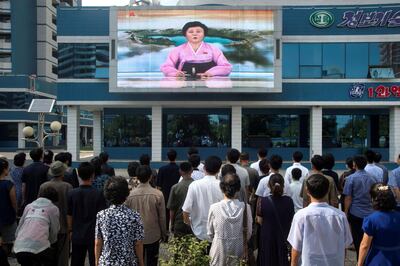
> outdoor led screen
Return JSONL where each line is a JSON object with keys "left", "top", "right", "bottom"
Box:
{"left": 114, "top": 8, "right": 275, "bottom": 92}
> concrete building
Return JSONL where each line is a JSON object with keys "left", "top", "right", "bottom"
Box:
{"left": 0, "top": 0, "right": 92, "bottom": 151}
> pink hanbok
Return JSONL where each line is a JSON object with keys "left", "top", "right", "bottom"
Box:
{"left": 160, "top": 42, "right": 232, "bottom": 77}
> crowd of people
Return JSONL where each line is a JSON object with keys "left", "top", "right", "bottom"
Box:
{"left": 0, "top": 147, "right": 400, "bottom": 266}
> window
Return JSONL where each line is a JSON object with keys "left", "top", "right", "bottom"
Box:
{"left": 58, "top": 43, "right": 109, "bottom": 79}
{"left": 299, "top": 44, "right": 322, "bottom": 78}
{"left": 322, "top": 44, "right": 345, "bottom": 78}
{"left": 0, "top": 123, "right": 17, "bottom": 147}
{"left": 322, "top": 114, "right": 389, "bottom": 148}
{"left": 346, "top": 43, "right": 369, "bottom": 78}
{"left": 242, "top": 113, "right": 309, "bottom": 148}
{"left": 104, "top": 109, "right": 151, "bottom": 147}
{"left": 0, "top": 93, "right": 31, "bottom": 109}
{"left": 282, "top": 44, "right": 299, "bottom": 78}
{"left": 163, "top": 112, "right": 231, "bottom": 147}
{"left": 283, "top": 42, "right": 400, "bottom": 79}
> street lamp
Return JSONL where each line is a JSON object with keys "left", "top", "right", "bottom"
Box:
{"left": 22, "top": 120, "right": 62, "bottom": 148}
{"left": 22, "top": 99, "right": 62, "bottom": 148}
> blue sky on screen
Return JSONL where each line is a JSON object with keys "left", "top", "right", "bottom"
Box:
{"left": 82, "top": 0, "right": 179, "bottom": 6}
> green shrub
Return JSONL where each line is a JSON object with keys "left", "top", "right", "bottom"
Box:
{"left": 159, "top": 235, "right": 210, "bottom": 266}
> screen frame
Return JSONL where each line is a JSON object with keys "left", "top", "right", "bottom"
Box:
{"left": 109, "top": 6, "right": 282, "bottom": 93}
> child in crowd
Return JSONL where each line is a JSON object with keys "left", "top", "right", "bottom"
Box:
{"left": 289, "top": 168, "right": 303, "bottom": 213}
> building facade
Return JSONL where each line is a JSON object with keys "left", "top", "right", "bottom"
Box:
{"left": 0, "top": 0, "right": 91, "bottom": 151}
{"left": 26, "top": 0, "right": 400, "bottom": 163}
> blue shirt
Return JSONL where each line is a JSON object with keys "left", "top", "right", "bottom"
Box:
{"left": 389, "top": 166, "right": 400, "bottom": 188}
{"left": 343, "top": 170, "right": 377, "bottom": 218}
{"left": 362, "top": 211, "right": 400, "bottom": 265}
{"left": 10, "top": 166, "right": 23, "bottom": 209}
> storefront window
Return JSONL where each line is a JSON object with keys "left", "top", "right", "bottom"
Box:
{"left": 104, "top": 110, "right": 151, "bottom": 147}
{"left": 0, "top": 123, "right": 17, "bottom": 147}
{"left": 242, "top": 114, "right": 309, "bottom": 148}
{"left": 163, "top": 113, "right": 230, "bottom": 147}
{"left": 58, "top": 43, "right": 109, "bottom": 79}
{"left": 322, "top": 114, "right": 389, "bottom": 148}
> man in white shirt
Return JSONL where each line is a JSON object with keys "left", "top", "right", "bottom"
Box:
{"left": 250, "top": 147, "right": 267, "bottom": 176}
{"left": 284, "top": 151, "right": 309, "bottom": 184}
{"left": 182, "top": 156, "right": 223, "bottom": 241}
{"left": 225, "top": 149, "right": 250, "bottom": 201}
{"left": 256, "top": 155, "right": 290, "bottom": 197}
{"left": 288, "top": 174, "right": 353, "bottom": 266}
{"left": 365, "top": 150, "right": 384, "bottom": 183}
{"left": 289, "top": 168, "right": 303, "bottom": 212}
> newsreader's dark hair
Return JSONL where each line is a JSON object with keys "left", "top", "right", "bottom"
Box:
{"left": 182, "top": 21, "right": 208, "bottom": 36}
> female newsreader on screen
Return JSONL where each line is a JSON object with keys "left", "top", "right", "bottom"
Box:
{"left": 160, "top": 21, "right": 232, "bottom": 79}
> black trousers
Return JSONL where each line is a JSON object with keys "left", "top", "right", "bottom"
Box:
{"left": 16, "top": 248, "right": 56, "bottom": 266}
{"left": 71, "top": 243, "right": 95, "bottom": 266}
{"left": 143, "top": 240, "right": 160, "bottom": 266}
{"left": 348, "top": 213, "right": 364, "bottom": 259}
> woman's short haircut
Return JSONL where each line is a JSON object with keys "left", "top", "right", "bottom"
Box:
{"left": 104, "top": 176, "right": 129, "bottom": 205}
{"left": 268, "top": 173, "right": 284, "bottom": 197}
{"left": 306, "top": 174, "right": 329, "bottom": 200}
{"left": 38, "top": 186, "right": 59, "bottom": 203}
{"left": 220, "top": 173, "right": 241, "bottom": 199}
{"left": 182, "top": 21, "right": 208, "bottom": 36}
{"left": 370, "top": 183, "right": 397, "bottom": 211}
{"left": 13, "top": 152, "right": 26, "bottom": 167}
{"left": 127, "top": 161, "right": 140, "bottom": 177}
{"left": 204, "top": 156, "right": 222, "bottom": 175}
{"left": 221, "top": 164, "right": 236, "bottom": 177}
{"left": 136, "top": 165, "right": 152, "bottom": 183}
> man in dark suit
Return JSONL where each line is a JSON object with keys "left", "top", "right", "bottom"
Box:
{"left": 21, "top": 148, "right": 49, "bottom": 207}
{"left": 156, "top": 149, "right": 180, "bottom": 230}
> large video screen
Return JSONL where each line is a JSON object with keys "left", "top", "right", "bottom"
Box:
{"left": 117, "top": 9, "right": 274, "bottom": 92}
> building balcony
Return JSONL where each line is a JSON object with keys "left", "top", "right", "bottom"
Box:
{"left": 0, "top": 61, "right": 12, "bottom": 71}
{"left": 0, "top": 21, "right": 11, "bottom": 32}
{"left": 0, "top": 1, "right": 11, "bottom": 11}
{"left": 0, "top": 39, "right": 11, "bottom": 50}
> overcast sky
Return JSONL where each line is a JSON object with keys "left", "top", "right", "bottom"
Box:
{"left": 82, "top": 0, "right": 179, "bottom": 6}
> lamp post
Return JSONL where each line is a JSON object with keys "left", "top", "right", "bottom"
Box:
{"left": 22, "top": 120, "right": 62, "bottom": 148}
